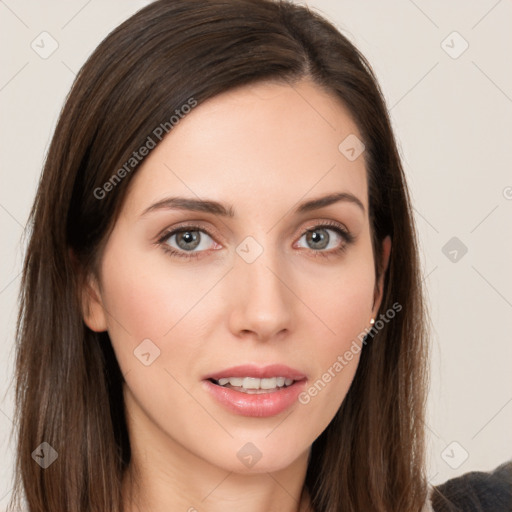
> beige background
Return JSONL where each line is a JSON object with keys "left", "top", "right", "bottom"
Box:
{"left": 1, "top": 0, "right": 511, "bottom": 506}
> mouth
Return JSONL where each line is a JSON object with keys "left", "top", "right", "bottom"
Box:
{"left": 201, "top": 364, "right": 308, "bottom": 417}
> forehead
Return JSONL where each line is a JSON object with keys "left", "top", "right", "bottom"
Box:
{"left": 122, "top": 79, "right": 368, "bottom": 218}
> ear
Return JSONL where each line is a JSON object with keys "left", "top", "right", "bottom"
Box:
{"left": 81, "top": 273, "right": 109, "bottom": 332}
{"left": 371, "top": 235, "right": 392, "bottom": 316}
{"left": 70, "top": 248, "right": 108, "bottom": 332}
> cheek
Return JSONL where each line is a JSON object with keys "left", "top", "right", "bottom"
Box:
{"left": 291, "top": 254, "right": 375, "bottom": 426}
{"left": 97, "top": 239, "right": 215, "bottom": 366}
{"left": 297, "top": 253, "right": 375, "bottom": 345}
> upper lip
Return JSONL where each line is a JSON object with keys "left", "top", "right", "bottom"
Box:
{"left": 203, "top": 364, "right": 307, "bottom": 381}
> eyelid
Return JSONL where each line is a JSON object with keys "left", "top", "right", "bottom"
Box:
{"left": 156, "top": 221, "right": 223, "bottom": 244}
{"left": 300, "top": 219, "right": 350, "bottom": 236}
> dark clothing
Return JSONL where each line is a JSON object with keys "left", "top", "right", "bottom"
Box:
{"left": 432, "top": 460, "right": 512, "bottom": 511}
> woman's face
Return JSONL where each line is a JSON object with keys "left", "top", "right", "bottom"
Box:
{"left": 83, "top": 79, "right": 390, "bottom": 475}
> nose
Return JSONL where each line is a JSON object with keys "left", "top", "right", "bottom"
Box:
{"left": 227, "top": 246, "right": 294, "bottom": 342}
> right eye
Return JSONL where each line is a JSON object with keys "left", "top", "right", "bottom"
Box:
{"left": 158, "top": 225, "right": 220, "bottom": 259}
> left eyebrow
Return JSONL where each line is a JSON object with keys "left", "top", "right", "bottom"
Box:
{"left": 139, "top": 191, "right": 365, "bottom": 218}
{"left": 296, "top": 192, "right": 365, "bottom": 215}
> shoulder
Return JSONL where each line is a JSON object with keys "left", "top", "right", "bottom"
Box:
{"left": 430, "top": 460, "right": 512, "bottom": 512}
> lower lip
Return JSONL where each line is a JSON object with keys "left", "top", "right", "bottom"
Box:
{"left": 202, "top": 379, "right": 307, "bottom": 417}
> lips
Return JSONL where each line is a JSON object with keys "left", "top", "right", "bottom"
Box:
{"left": 202, "top": 363, "right": 307, "bottom": 382}
{"left": 202, "top": 377, "right": 308, "bottom": 417}
{"left": 201, "top": 364, "right": 308, "bottom": 417}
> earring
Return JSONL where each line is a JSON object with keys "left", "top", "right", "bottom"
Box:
{"left": 370, "top": 318, "right": 375, "bottom": 325}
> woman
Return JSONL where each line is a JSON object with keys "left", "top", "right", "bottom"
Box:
{"left": 8, "top": 0, "right": 511, "bottom": 511}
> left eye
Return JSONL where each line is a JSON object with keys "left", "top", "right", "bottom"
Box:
{"left": 296, "top": 227, "right": 345, "bottom": 251}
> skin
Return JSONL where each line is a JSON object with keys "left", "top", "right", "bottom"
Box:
{"left": 82, "top": 78, "right": 391, "bottom": 512}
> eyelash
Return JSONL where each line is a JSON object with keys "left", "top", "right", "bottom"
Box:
{"left": 156, "top": 221, "right": 355, "bottom": 260}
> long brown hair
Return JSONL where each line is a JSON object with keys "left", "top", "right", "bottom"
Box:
{"left": 8, "top": 1, "right": 430, "bottom": 510}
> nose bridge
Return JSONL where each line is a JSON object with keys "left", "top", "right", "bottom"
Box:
{"left": 229, "top": 235, "right": 293, "bottom": 339}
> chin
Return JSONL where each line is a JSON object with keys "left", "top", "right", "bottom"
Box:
{"left": 207, "top": 436, "right": 310, "bottom": 475}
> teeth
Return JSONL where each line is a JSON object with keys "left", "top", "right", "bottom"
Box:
{"left": 216, "top": 376, "right": 295, "bottom": 389}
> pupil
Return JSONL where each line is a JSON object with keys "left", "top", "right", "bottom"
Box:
{"left": 308, "top": 229, "right": 328, "bottom": 249}
{"left": 177, "top": 231, "right": 200, "bottom": 250}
